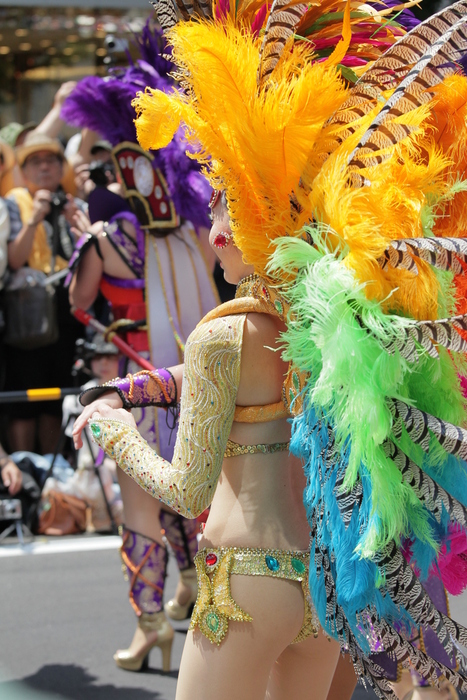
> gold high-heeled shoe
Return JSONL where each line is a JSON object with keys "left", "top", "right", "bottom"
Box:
{"left": 164, "top": 567, "right": 198, "bottom": 621}
{"left": 114, "top": 611, "right": 174, "bottom": 672}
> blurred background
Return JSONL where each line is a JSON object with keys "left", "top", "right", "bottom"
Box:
{"left": 0, "top": 1, "right": 151, "bottom": 135}
{"left": 0, "top": 0, "right": 447, "bottom": 134}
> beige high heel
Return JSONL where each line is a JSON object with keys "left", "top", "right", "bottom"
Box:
{"left": 164, "top": 567, "right": 198, "bottom": 621}
{"left": 114, "top": 611, "right": 174, "bottom": 672}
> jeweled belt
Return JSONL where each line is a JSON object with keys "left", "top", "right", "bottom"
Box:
{"left": 191, "top": 546, "right": 317, "bottom": 645}
{"left": 224, "top": 438, "right": 290, "bottom": 458}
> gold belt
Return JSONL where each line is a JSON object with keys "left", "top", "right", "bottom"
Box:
{"left": 224, "top": 438, "right": 290, "bottom": 457}
{"left": 191, "top": 546, "right": 318, "bottom": 645}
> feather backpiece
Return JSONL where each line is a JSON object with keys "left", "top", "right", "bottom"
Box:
{"left": 131, "top": 0, "right": 467, "bottom": 695}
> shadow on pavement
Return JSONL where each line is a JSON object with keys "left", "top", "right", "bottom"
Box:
{"left": 141, "top": 668, "right": 179, "bottom": 680}
{"left": 0, "top": 665, "right": 162, "bottom": 699}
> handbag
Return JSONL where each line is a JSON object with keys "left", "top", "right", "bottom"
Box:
{"left": 37, "top": 490, "right": 87, "bottom": 536}
{"left": 3, "top": 267, "right": 59, "bottom": 349}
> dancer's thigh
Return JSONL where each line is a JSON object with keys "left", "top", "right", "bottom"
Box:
{"left": 326, "top": 652, "right": 358, "bottom": 700}
{"left": 176, "top": 575, "right": 306, "bottom": 700}
{"left": 266, "top": 632, "right": 340, "bottom": 700}
{"left": 117, "top": 468, "right": 163, "bottom": 543}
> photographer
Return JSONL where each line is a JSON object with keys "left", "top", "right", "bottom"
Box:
{"left": 6, "top": 132, "right": 80, "bottom": 270}
{"left": 74, "top": 139, "right": 115, "bottom": 202}
{"left": 3, "top": 132, "right": 84, "bottom": 454}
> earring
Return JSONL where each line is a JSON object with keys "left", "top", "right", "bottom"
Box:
{"left": 213, "top": 230, "right": 233, "bottom": 249}
{"left": 209, "top": 190, "right": 221, "bottom": 209}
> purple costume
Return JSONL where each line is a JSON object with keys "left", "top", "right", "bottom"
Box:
{"left": 65, "top": 21, "right": 219, "bottom": 626}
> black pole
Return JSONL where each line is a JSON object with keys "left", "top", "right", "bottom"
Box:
{"left": 0, "top": 388, "right": 82, "bottom": 404}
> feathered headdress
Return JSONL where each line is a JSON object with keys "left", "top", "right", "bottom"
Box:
{"left": 134, "top": 1, "right": 422, "bottom": 259}
{"left": 61, "top": 20, "right": 211, "bottom": 231}
{"left": 133, "top": 1, "right": 467, "bottom": 696}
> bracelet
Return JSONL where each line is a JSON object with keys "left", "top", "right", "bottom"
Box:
{"left": 26, "top": 219, "right": 39, "bottom": 228}
{"left": 0, "top": 456, "right": 10, "bottom": 468}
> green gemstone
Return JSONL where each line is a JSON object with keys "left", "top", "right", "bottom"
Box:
{"left": 90, "top": 423, "right": 102, "bottom": 438}
{"left": 206, "top": 612, "right": 219, "bottom": 632}
{"left": 274, "top": 300, "right": 283, "bottom": 314}
{"left": 291, "top": 558, "right": 306, "bottom": 575}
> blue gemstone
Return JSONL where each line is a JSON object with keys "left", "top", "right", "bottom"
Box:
{"left": 265, "top": 555, "right": 280, "bottom": 572}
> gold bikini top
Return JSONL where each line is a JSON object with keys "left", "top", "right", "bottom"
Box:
{"left": 90, "top": 275, "right": 305, "bottom": 519}
{"left": 233, "top": 400, "right": 288, "bottom": 423}
{"left": 226, "top": 397, "right": 290, "bottom": 458}
{"left": 221, "top": 275, "right": 297, "bottom": 458}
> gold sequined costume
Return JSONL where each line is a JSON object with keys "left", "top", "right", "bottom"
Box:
{"left": 90, "top": 276, "right": 314, "bottom": 644}
{"left": 191, "top": 547, "right": 317, "bottom": 645}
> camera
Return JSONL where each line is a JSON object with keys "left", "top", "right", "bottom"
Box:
{"left": 72, "top": 338, "right": 95, "bottom": 379}
{"left": 49, "top": 189, "right": 68, "bottom": 215}
{"left": 88, "top": 160, "right": 115, "bottom": 188}
{"left": 74, "top": 337, "right": 98, "bottom": 364}
{"left": 103, "top": 35, "right": 128, "bottom": 54}
{"left": 0, "top": 498, "right": 22, "bottom": 521}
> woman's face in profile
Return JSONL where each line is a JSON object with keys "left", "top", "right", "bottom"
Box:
{"left": 208, "top": 194, "right": 254, "bottom": 285}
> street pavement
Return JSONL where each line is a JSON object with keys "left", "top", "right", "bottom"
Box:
{"left": 1, "top": 533, "right": 467, "bottom": 700}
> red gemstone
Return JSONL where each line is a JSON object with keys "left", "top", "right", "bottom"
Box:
{"left": 214, "top": 233, "right": 227, "bottom": 248}
{"left": 206, "top": 553, "right": 217, "bottom": 567}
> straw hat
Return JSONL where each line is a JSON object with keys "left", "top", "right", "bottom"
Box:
{"left": 16, "top": 132, "right": 65, "bottom": 168}
{"left": 12, "top": 131, "right": 76, "bottom": 196}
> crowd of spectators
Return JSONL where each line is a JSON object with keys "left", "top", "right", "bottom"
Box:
{"left": 0, "top": 82, "right": 119, "bottom": 521}
{"left": 0, "top": 79, "right": 226, "bottom": 536}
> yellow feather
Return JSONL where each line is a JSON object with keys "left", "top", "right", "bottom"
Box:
{"left": 132, "top": 14, "right": 467, "bottom": 323}
{"left": 323, "top": 0, "right": 351, "bottom": 68}
{"left": 429, "top": 74, "right": 467, "bottom": 240}
{"left": 133, "top": 18, "right": 349, "bottom": 274}
{"left": 299, "top": 95, "right": 457, "bottom": 319}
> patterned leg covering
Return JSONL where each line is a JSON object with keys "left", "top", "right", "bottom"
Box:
{"left": 159, "top": 510, "right": 199, "bottom": 571}
{"left": 120, "top": 526, "right": 168, "bottom": 615}
{"left": 369, "top": 576, "right": 457, "bottom": 690}
{"left": 411, "top": 577, "right": 457, "bottom": 689}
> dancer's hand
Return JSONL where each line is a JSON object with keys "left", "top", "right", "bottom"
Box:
{"left": 90, "top": 404, "right": 137, "bottom": 430}
{"left": 72, "top": 393, "right": 123, "bottom": 449}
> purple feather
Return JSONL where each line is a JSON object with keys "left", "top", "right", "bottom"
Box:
{"left": 61, "top": 75, "right": 140, "bottom": 144}
{"left": 129, "top": 20, "right": 173, "bottom": 77}
{"left": 375, "top": 0, "right": 420, "bottom": 31}
{"left": 61, "top": 21, "right": 210, "bottom": 230}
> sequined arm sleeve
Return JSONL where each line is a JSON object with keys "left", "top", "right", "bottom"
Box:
{"left": 80, "top": 368, "right": 177, "bottom": 409}
{"left": 89, "top": 314, "right": 246, "bottom": 518}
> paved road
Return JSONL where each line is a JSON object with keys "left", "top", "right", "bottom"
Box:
{"left": 1, "top": 534, "right": 466, "bottom": 700}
